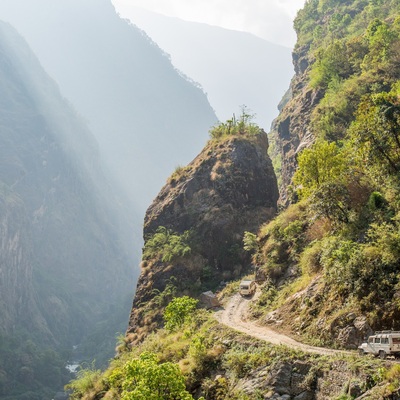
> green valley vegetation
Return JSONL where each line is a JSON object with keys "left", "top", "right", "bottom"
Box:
{"left": 0, "top": 332, "right": 72, "bottom": 400}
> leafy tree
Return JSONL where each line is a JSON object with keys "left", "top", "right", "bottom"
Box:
{"left": 293, "top": 140, "right": 347, "bottom": 198}
{"left": 109, "top": 352, "right": 196, "bottom": 400}
{"left": 309, "top": 181, "right": 350, "bottom": 224}
{"left": 363, "top": 19, "right": 396, "bottom": 65}
{"left": 349, "top": 91, "right": 400, "bottom": 177}
{"left": 310, "top": 40, "right": 353, "bottom": 89}
{"left": 164, "top": 296, "right": 198, "bottom": 332}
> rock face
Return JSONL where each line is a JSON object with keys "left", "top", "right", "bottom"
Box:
{"left": 332, "top": 315, "right": 373, "bottom": 349}
{"left": 145, "top": 132, "right": 278, "bottom": 266}
{"left": 0, "top": 20, "right": 134, "bottom": 350}
{"left": 270, "top": 45, "right": 322, "bottom": 204}
{"left": 236, "top": 361, "right": 315, "bottom": 400}
{"left": 127, "top": 131, "right": 279, "bottom": 341}
{"left": 0, "top": 190, "right": 49, "bottom": 339}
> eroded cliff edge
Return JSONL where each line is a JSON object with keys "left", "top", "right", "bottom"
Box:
{"left": 127, "top": 130, "right": 279, "bottom": 342}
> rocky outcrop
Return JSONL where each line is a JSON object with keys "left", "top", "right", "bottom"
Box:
{"left": 270, "top": 44, "right": 323, "bottom": 205}
{"left": 234, "top": 359, "right": 376, "bottom": 400}
{"left": 144, "top": 132, "right": 278, "bottom": 267}
{"left": 235, "top": 361, "right": 315, "bottom": 400}
{"left": 127, "top": 131, "right": 279, "bottom": 341}
{"left": 332, "top": 314, "right": 373, "bottom": 349}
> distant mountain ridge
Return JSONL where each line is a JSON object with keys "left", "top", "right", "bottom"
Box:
{"left": 0, "top": 0, "right": 218, "bottom": 213}
{"left": 118, "top": 7, "right": 294, "bottom": 130}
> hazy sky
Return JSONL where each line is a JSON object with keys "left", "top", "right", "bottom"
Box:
{"left": 112, "top": 0, "right": 306, "bottom": 47}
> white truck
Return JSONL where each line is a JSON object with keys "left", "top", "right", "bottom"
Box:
{"left": 239, "top": 280, "right": 256, "bottom": 297}
{"left": 358, "top": 331, "right": 400, "bottom": 359}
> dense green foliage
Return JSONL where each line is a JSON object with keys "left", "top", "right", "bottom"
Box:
{"left": 164, "top": 296, "right": 199, "bottom": 332}
{"left": 293, "top": 140, "right": 347, "bottom": 199}
{"left": 107, "top": 352, "right": 196, "bottom": 400}
{"left": 143, "top": 227, "right": 192, "bottom": 263}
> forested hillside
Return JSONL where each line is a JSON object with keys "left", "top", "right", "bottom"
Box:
{"left": 262, "top": 0, "right": 400, "bottom": 346}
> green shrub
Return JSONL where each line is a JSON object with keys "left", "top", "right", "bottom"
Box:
{"left": 293, "top": 141, "right": 347, "bottom": 199}
{"left": 143, "top": 227, "right": 191, "bottom": 263}
{"left": 108, "top": 352, "right": 196, "bottom": 400}
{"left": 243, "top": 231, "right": 258, "bottom": 253}
{"left": 299, "top": 241, "right": 323, "bottom": 275}
{"left": 169, "top": 165, "right": 192, "bottom": 185}
{"left": 209, "top": 107, "right": 261, "bottom": 139}
{"left": 65, "top": 362, "right": 102, "bottom": 399}
{"left": 164, "top": 296, "right": 199, "bottom": 332}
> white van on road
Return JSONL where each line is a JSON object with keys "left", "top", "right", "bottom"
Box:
{"left": 239, "top": 280, "right": 256, "bottom": 297}
{"left": 358, "top": 331, "right": 400, "bottom": 359}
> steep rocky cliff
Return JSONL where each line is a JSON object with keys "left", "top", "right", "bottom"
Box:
{"left": 270, "top": 50, "right": 321, "bottom": 204}
{"left": 270, "top": 43, "right": 319, "bottom": 204}
{"left": 0, "top": 189, "right": 50, "bottom": 340}
{"left": 0, "top": 20, "right": 135, "bottom": 398}
{"left": 127, "top": 130, "right": 278, "bottom": 342}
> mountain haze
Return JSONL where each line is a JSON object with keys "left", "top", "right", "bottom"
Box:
{"left": 0, "top": 0, "right": 218, "bottom": 213}
{"left": 0, "top": 20, "right": 136, "bottom": 398}
{"left": 117, "top": 7, "right": 294, "bottom": 130}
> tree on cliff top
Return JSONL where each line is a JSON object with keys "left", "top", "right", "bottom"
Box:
{"left": 209, "top": 106, "right": 261, "bottom": 139}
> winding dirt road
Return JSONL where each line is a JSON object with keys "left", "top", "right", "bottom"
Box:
{"left": 215, "top": 294, "right": 353, "bottom": 356}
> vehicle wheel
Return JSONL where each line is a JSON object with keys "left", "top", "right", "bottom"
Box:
{"left": 358, "top": 349, "right": 365, "bottom": 356}
{"left": 379, "top": 350, "right": 386, "bottom": 360}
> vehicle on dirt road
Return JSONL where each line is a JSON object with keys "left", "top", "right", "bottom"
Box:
{"left": 239, "top": 280, "right": 256, "bottom": 297}
{"left": 358, "top": 331, "right": 400, "bottom": 359}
